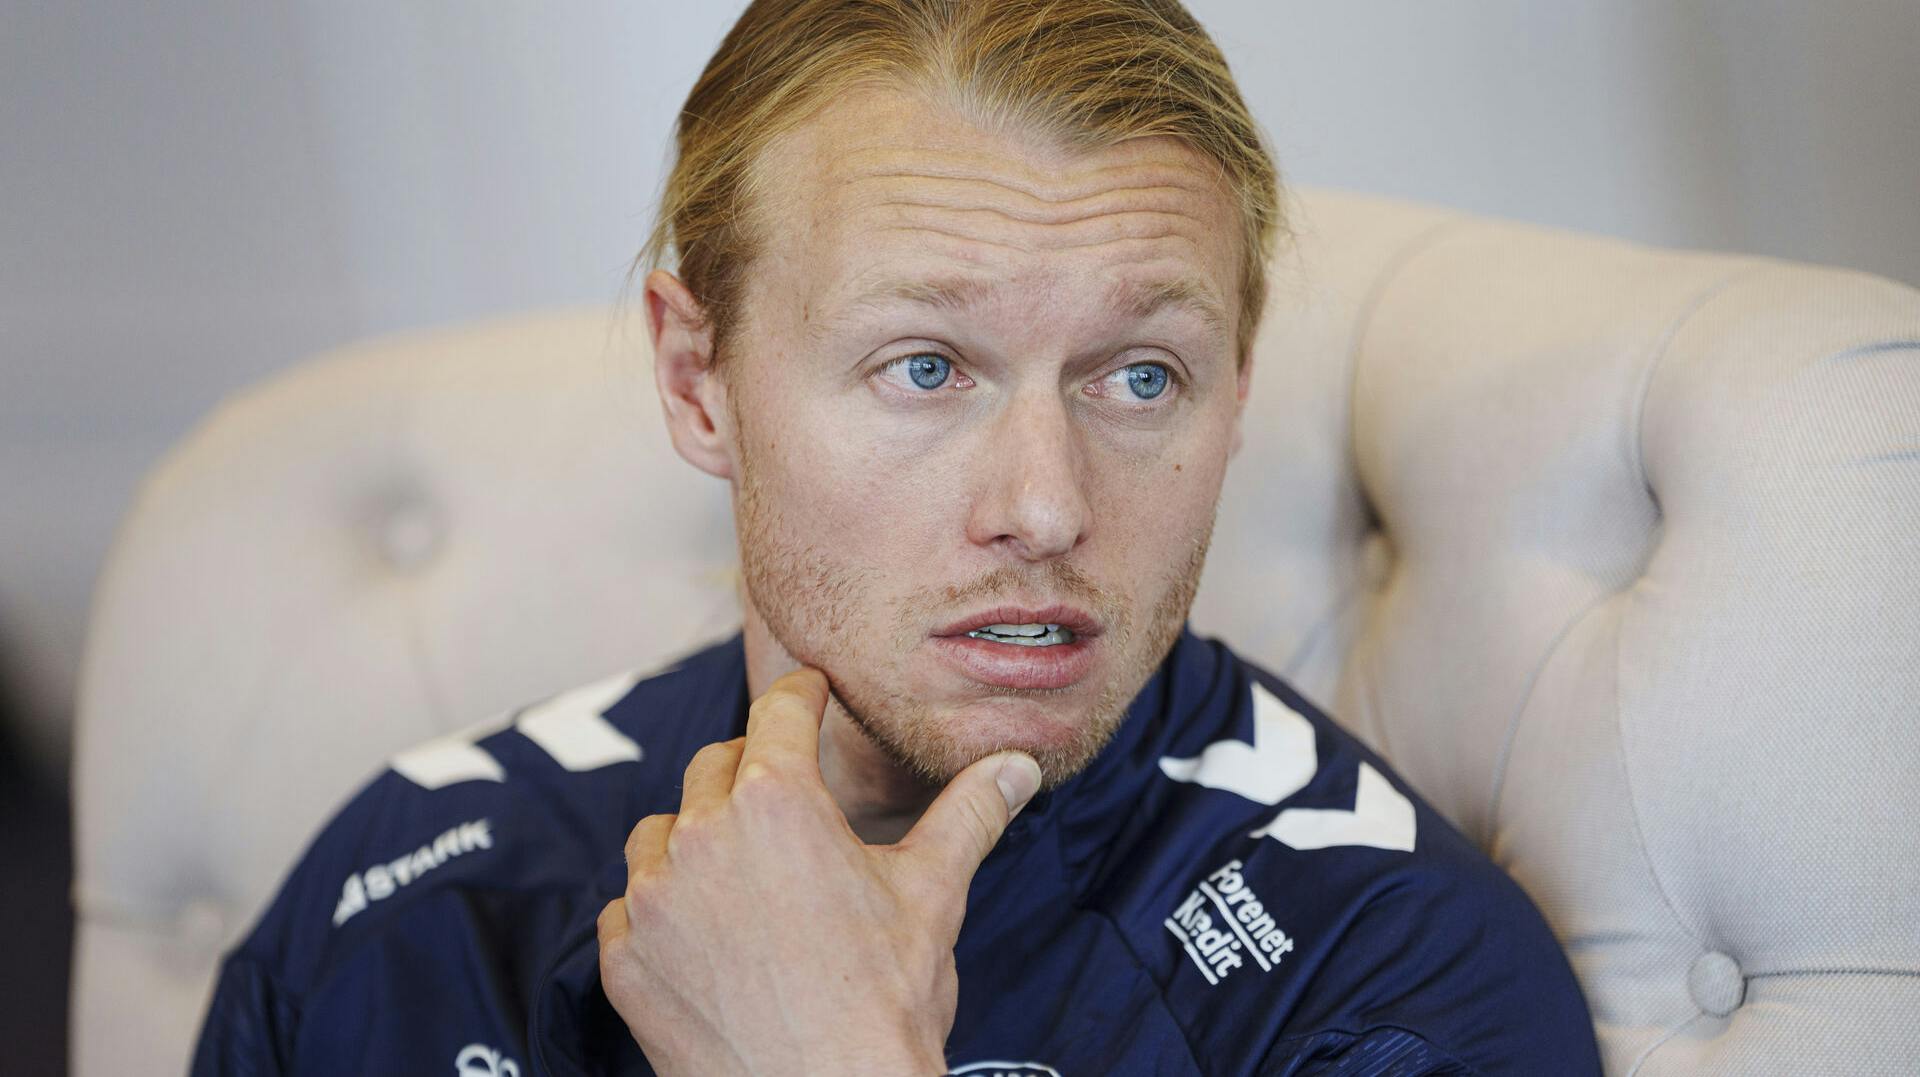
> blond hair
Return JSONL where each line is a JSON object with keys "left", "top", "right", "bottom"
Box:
{"left": 642, "top": 0, "right": 1280, "bottom": 361}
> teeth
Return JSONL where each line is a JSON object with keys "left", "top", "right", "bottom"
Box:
{"left": 967, "top": 625, "right": 1078, "bottom": 646}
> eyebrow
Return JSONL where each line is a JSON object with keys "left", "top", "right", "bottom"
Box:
{"left": 1104, "top": 276, "right": 1230, "bottom": 336}
{"left": 859, "top": 274, "right": 999, "bottom": 314}
{"left": 829, "top": 272, "right": 1229, "bottom": 336}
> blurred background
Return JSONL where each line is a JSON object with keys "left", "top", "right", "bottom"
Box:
{"left": 3, "top": 0, "right": 1916, "bottom": 1070}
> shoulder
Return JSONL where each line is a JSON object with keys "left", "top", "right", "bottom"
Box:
{"left": 1126, "top": 637, "right": 1599, "bottom": 1074}
{"left": 208, "top": 635, "right": 748, "bottom": 1012}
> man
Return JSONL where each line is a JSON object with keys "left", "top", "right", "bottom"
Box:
{"left": 195, "top": 1, "right": 1600, "bottom": 1073}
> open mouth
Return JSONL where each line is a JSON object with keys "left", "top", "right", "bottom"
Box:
{"left": 932, "top": 607, "right": 1100, "bottom": 691}
{"left": 965, "top": 623, "right": 1077, "bottom": 647}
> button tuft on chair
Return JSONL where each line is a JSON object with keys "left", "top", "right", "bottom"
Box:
{"left": 380, "top": 503, "right": 445, "bottom": 571}
{"left": 1688, "top": 951, "right": 1746, "bottom": 1017}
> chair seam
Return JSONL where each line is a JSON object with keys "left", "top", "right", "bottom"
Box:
{"left": 1481, "top": 586, "right": 1620, "bottom": 846}
{"left": 1335, "top": 212, "right": 1472, "bottom": 763}
{"left": 1610, "top": 266, "right": 1789, "bottom": 956}
{"left": 1745, "top": 966, "right": 1920, "bottom": 980}
{"left": 1489, "top": 262, "right": 1762, "bottom": 895}
{"left": 1344, "top": 215, "right": 1472, "bottom": 539}
{"left": 1624, "top": 1009, "right": 1706, "bottom": 1077}
{"left": 1610, "top": 581, "right": 1710, "bottom": 956}
{"left": 1630, "top": 264, "right": 1765, "bottom": 511}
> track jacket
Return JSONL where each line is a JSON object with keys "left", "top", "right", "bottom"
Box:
{"left": 193, "top": 630, "right": 1600, "bottom": 1075}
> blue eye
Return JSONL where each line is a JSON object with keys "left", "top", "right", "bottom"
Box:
{"left": 905, "top": 354, "right": 951, "bottom": 390}
{"left": 1123, "top": 363, "right": 1169, "bottom": 400}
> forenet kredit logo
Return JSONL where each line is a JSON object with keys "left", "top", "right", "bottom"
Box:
{"left": 1165, "top": 858, "right": 1296, "bottom": 986}
{"left": 949, "top": 1062, "right": 1062, "bottom": 1077}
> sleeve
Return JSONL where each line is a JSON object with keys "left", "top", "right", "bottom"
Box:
{"left": 1260, "top": 862, "right": 1602, "bottom": 1077}
{"left": 185, "top": 768, "right": 416, "bottom": 1076}
{"left": 190, "top": 952, "right": 300, "bottom": 1077}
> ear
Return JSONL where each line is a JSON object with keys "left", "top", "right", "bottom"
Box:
{"left": 1230, "top": 347, "right": 1256, "bottom": 458}
{"left": 647, "top": 268, "right": 735, "bottom": 480}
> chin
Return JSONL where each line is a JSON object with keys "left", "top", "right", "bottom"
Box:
{"left": 848, "top": 688, "right": 1128, "bottom": 792}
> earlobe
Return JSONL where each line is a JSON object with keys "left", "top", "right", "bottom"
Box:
{"left": 647, "top": 269, "right": 735, "bottom": 480}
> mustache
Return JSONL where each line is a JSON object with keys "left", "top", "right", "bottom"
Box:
{"left": 895, "top": 561, "right": 1126, "bottom": 631}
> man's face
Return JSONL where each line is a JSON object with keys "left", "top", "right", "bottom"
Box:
{"left": 710, "top": 89, "right": 1248, "bottom": 788}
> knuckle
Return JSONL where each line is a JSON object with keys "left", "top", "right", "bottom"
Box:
{"left": 622, "top": 874, "right": 666, "bottom": 924}
{"left": 731, "top": 761, "right": 800, "bottom": 814}
{"left": 745, "top": 692, "right": 793, "bottom": 727}
{"left": 622, "top": 812, "right": 675, "bottom": 863}
{"left": 662, "top": 813, "right": 711, "bottom": 860}
{"left": 689, "top": 739, "right": 737, "bottom": 769}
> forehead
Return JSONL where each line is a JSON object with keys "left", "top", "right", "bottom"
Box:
{"left": 743, "top": 87, "right": 1242, "bottom": 336}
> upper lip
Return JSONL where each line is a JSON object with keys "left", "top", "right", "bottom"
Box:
{"left": 932, "top": 604, "right": 1102, "bottom": 638}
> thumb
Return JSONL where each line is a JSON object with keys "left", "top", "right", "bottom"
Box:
{"left": 902, "top": 751, "right": 1042, "bottom": 878}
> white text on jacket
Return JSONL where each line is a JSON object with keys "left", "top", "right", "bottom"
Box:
{"left": 332, "top": 819, "right": 493, "bottom": 927}
{"left": 1165, "top": 859, "right": 1295, "bottom": 985}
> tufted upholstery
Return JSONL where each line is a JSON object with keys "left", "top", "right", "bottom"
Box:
{"left": 73, "top": 189, "right": 1920, "bottom": 1074}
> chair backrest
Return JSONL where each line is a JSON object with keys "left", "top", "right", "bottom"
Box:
{"left": 74, "top": 188, "right": 1920, "bottom": 1075}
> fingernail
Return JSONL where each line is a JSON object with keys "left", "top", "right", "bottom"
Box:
{"left": 994, "top": 753, "right": 1042, "bottom": 816}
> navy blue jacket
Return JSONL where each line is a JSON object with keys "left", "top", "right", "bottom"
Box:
{"left": 193, "top": 631, "right": 1600, "bottom": 1075}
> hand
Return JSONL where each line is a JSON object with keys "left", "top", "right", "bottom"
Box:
{"left": 597, "top": 668, "right": 1043, "bottom": 1076}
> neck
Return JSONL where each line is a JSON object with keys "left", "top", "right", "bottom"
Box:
{"left": 741, "top": 603, "right": 939, "bottom": 845}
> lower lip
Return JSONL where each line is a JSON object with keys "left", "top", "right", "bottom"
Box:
{"left": 928, "top": 633, "right": 1098, "bottom": 691}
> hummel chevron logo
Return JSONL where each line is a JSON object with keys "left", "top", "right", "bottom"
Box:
{"left": 1158, "top": 682, "right": 1416, "bottom": 853}
{"left": 1158, "top": 681, "right": 1318, "bottom": 804}
{"left": 1254, "top": 757, "right": 1415, "bottom": 852}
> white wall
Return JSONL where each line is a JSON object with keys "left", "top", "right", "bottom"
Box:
{"left": 4, "top": 0, "right": 1917, "bottom": 780}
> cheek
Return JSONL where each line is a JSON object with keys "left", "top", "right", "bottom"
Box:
{"left": 1095, "top": 464, "right": 1217, "bottom": 548}
{"left": 1087, "top": 425, "right": 1232, "bottom": 567}
{"left": 751, "top": 398, "right": 960, "bottom": 563}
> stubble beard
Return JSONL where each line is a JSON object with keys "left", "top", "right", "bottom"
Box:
{"left": 732, "top": 423, "right": 1213, "bottom": 791}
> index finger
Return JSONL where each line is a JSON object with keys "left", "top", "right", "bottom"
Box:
{"left": 737, "top": 667, "right": 830, "bottom": 777}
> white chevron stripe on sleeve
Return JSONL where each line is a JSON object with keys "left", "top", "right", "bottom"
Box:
{"left": 514, "top": 670, "right": 644, "bottom": 772}
{"left": 1254, "top": 762, "right": 1417, "bottom": 852}
{"left": 1157, "top": 681, "right": 1318, "bottom": 806}
{"left": 392, "top": 736, "right": 507, "bottom": 790}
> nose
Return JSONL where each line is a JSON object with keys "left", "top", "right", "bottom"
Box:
{"left": 965, "top": 389, "right": 1092, "bottom": 561}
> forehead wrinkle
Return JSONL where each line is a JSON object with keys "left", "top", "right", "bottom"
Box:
{"left": 847, "top": 164, "right": 1218, "bottom": 217}
{"left": 837, "top": 143, "right": 1225, "bottom": 205}
{"left": 869, "top": 223, "right": 1205, "bottom": 261}
{"left": 822, "top": 163, "right": 1230, "bottom": 272}
{"left": 837, "top": 159, "right": 1222, "bottom": 232}
{"left": 872, "top": 184, "right": 1201, "bottom": 227}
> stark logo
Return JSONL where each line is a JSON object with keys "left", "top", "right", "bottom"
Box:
{"left": 333, "top": 818, "right": 494, "bottom": 927}
{"left": 949, "top": 1063, "right": 1061, "bottom": 1077}
{"left": 455, "top": 1043, "right": 520, "bottom": 1077}
{"left": 1164, "top": 859, "right": 1295, "bottom": 986}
